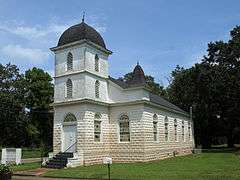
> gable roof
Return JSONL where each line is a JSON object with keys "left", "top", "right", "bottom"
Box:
{"left": 108, "top": 76, "right": 188, "bottom": 115}
{"left": 149, "top": 93, "right": 187, "bottom": 114}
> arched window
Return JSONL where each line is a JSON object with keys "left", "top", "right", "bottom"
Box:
{"left": 64, "top": 113, "right": 76, "bottom": 122}
{"left": 182, "top": 120, "right": 185, "bottom": 141}
{"left": 164, "top": 116, "right": 169, "bottom": 141}
{"left": 67, "top": 52, "right": 73, "bottom": 71}
{"left": 94, "top": 113, "right": 101, "bottom": 142}
{"left": 174, "top": 119, "right": 178, "bottom": 141}
{"left": 153, "top": 114, "right": 158, "bottom": 141}
{"left": 119, "top": 114, "right": 130, "bottom": 142}
{"left": 153, "top": 114, "right": 158, "bottom": 121}
{"left": 95, "top": 54, "right": 99, "bottom": 72}
{"left": 66, "top": 79, "right": 73, "bottom": 98}
{"left": 95, "top": 80, "right": 100, "bottom": 98}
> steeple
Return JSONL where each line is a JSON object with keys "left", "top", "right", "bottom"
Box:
{"left": 82, "top": 11, "right": 85, "bottom": 22}
{"left": 128, "top": 62, "right": 146, "bottom": 86}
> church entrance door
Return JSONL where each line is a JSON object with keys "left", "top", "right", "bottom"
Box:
{"left": 63, "top": 125, "right": 77, "bottom": 152}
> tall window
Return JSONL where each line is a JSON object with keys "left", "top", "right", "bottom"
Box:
{"left": 119, "top": 114, "right": 130, "bottom": 142}
{"left": 164, "top": 116, "right": 169, "bottom": 141}
{"left": 67, "top": 52, "right": 73, "bottom": 71}
{"left": 95, "top": 80, "right": 100, "bottom": 98}
{"left": 94, "top": 113, "right": 101, "bottom": 142}
{"left": 153, "top": 114, "right": 158, "bottom": 141}
{"left": 188, "top": 121, "right": 191, "bottom": 141}
{"left": 174, "top": 119, "right": 178, "bottom": 141}
{"left": 95, "top": 54, "right": 99, "bottom": 72}
{"left": 182, "top": 120, "right": 185, "bottom": 141}
{"left": 66, "top": 79, "right": 72, "bottom": 98}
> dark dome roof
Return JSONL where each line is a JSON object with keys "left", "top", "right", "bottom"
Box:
{"left": 58, "top": 22, "right": 106, "bottom": 48}
{"left": 128, "top": 63, "right": 146, "bottom": 86}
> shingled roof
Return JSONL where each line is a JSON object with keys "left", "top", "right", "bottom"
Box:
{"left": 58, "top": 21, "right": 106, "bottom": 49}
{"left": 109, "top": 64, "right": 188, "bottom": 114}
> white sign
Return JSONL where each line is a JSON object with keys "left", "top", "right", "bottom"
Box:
{"left": 103, "top": 157, "right": 112, "bottom": 164}
{"left": 1, "top": 148, "right": 22, "bottom": 165}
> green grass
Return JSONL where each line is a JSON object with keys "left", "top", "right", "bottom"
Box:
{"left": 11, "top": 162, "right": 41, "bottom": 172}
{"left": 21, "top": 148, "right": 41, "bottom": 159}
{"left": 43, "top": 152, "right": 240, "bottom": 180}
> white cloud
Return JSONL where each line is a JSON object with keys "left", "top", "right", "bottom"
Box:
{"left": 0, "top": 23, "right": 69, "bottom": 40}
{"left": 1, "top": 44, "right": 49, "bottom": 64}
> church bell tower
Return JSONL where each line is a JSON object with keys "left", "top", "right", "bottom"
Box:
{"left": 51, "top": 17, "right": 112, "bottom": 104}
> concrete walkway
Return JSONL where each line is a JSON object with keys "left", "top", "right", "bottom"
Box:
{"left": 13, "top": 175, "right": 81, "bottom": 180}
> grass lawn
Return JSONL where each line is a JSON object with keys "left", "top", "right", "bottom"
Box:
{"left": 21, "top": 148, "right": 41, "bottom": 159}
{"left": 0, "top": 148, "right": 41, "bottom": 159}
{"left": 11, "top": 162, "right": 41, "bottom": 172}
{"left": 43, "top": 152, "right": 240, "bottom": 180}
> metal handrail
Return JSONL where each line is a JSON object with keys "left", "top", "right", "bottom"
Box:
{"left": 60, "top": 141, "right": 77, "bottom": 168}
{"left": 63, "top": 141, "right": 77, "bottom": 153}
{"left": 41, "top": 141, "right": 77, "bottom": 168}
{"left": 41, "top": 141, "right": 61, "bottom": 167}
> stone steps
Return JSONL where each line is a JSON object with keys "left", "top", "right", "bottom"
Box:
{"left": 44, "top": 152, "right": 73, "bottom": 169}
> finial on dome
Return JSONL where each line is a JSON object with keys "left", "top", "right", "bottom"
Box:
{"left": 82, "top": 11, "right": 85, "bottom": 22}
{"left": 137, "top": 61, "right": 139, "bottom": 65}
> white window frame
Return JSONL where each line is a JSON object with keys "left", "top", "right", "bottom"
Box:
{"left": 174, "top": 119, "right": 178, "bottom": 142}
{"left": 67, "top": 52, "right": 73, "bottom": 71}
{"left": 66, "top": 79, "right": 73, "bottom": 99}
{"left": 164, "top": 116, "right": 169, "bottom": 142}
{"left": 182, "top": 120, "right": 185, "bottom": 142}
{"left": 94, "top": 113, "right": 102, "bottom": 143}
{"left": 118, "top": 114, "right": 130, "bottom": 143}
{"left": 95, "top": 80, "right": 100, "bottom": 98}
{"left": 95, "top": 54, "right": 99, "bottom": 72}
{"left": 153, "top": 114, "right": 158, "bottom": 142}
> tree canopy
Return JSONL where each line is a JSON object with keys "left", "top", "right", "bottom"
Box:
{"left": 167, "top": 26, "right": 240, "bottom": 148}
{"left": 0, "top": 64, "right": 53, "bottom": 148}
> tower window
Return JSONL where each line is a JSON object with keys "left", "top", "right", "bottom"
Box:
{"left": 95, "top": 54, "right": 99, "bottom": 72}
{"left": 66, "top": 79, "right": 72, "bottom": 98}
{"left": 67, "top": 52, "right": 73, "bottom": 71}
{"left": 95, "top": 80, "right": 100, "bottom": 98}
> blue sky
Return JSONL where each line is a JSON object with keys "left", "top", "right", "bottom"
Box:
{"left": 0, "top": 0, "right": 239, "bottom": 86}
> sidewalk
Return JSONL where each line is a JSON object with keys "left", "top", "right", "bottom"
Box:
{"left": 13, "top": 175, "right": 81, "bottom": 180}
{"left": 13, "top": 168, "right": 83, "bottom": 180}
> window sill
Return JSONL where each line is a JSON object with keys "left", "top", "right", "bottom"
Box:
{"left": 118, "top": 141, "right": 131, "bottom": 144}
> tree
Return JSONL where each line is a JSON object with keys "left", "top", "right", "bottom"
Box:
{"left": 24, "top": 67, "right": 54, "bottom": 147}
{"left": 167, "top": 26, "right": 240, "bottom": 148}
{"left": 0, "top": 63, "right": 27, "bottom": 147}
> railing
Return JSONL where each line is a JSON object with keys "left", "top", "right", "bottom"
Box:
{"left": 41, "top": 141, "right": 77, "bottom": 168}
{"left": 63, "top": 141, "right": 77, "bottom": 153}
{"left": 40, "top": 141, "right": 60, "bottom": 167}
{"left": 59, "top": 141, "right": 77, "bottom": 168}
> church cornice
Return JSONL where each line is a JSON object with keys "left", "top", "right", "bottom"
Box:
{"left": 50, "top": 39, "right": 112, "bottom": 55}
{"left": 54, "top": 70, "right": 108, "bottom": 79}
{"left": 53, "top": 98, "right": 189, "bottom": 117}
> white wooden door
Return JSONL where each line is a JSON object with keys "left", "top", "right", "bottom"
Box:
{"left": 63, "top": 125, "right": 76, "bottom": 152}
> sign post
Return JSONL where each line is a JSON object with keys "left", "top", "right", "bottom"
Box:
{"left": 103, "top": 157, "right": 112, "bottom": 180}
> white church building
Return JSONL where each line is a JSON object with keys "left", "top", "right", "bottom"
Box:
{"left": 48, "top": 18, "right": 195, "bottom": 167}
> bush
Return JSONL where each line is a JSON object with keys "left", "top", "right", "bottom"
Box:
{"left": 0, "top": 164, "right": 12, "bottom": 174}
